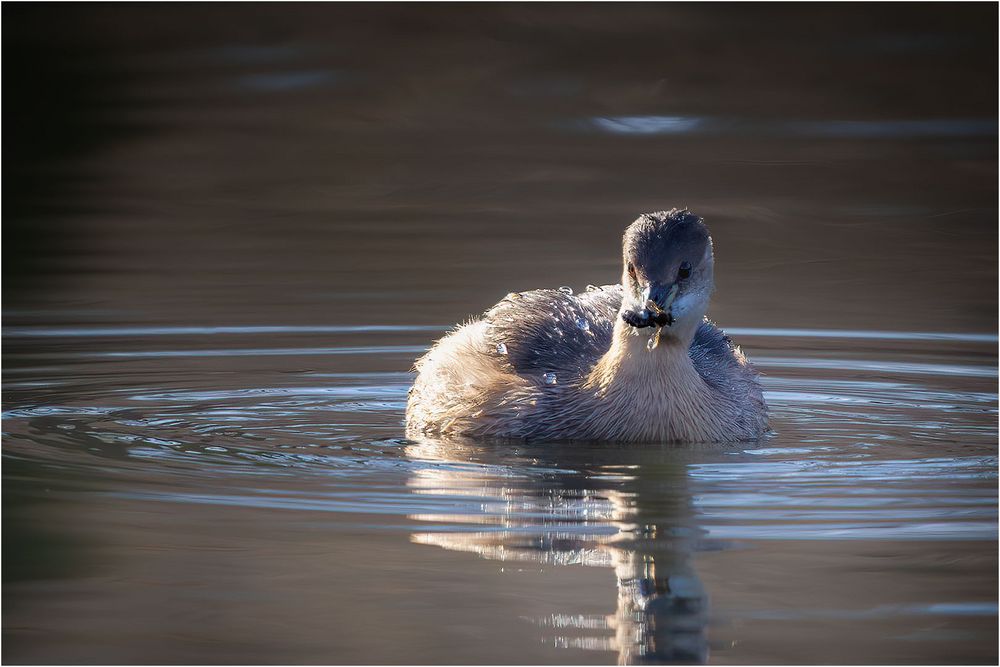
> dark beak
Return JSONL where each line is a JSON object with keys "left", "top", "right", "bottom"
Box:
{"left": 646, "top": 282, "right": 679, "bottom": 314}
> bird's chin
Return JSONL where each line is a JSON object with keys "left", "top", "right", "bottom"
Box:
{"left": 620, "top": 309, "right": 702, "bottom": 351}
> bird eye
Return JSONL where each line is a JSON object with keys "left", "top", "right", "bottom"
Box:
{"left": 678, "top": 262, "right": 691, "bottom": 280}
{"left": 627, "top": 262, "right": 636, "bottom": 280}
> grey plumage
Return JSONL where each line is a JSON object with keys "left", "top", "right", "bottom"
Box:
{"left": 623, "top": 210, "right": 709, "bottom": 285}
{"left": 484, "top": 286, "right": 621, "bottom": 381}
{"left": 484, "top": 285, "right": 746, "bottom": 391}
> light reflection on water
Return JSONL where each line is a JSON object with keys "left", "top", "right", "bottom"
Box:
{"left": 583, "top": 116, "right": 999, "bottom": 138}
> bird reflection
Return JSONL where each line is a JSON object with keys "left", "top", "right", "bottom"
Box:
{"left": 404, "top": 437, "right": 715, "bottom": 664}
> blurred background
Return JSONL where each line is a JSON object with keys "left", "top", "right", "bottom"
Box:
{"left": 3, "top": 4, "right": 998, "bottom": 665}
{"left": 4, "top": 3, "right": 997, "bottom": 331}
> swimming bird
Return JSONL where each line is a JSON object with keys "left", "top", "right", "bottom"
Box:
{"left": 406, "top": 209, "right": 768, "bottom": 442}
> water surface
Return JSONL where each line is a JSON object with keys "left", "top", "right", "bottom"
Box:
{"left": 3, "top": 4, "right": 997, "bottom": 664}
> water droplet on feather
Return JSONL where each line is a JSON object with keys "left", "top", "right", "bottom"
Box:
{"left": 542, "top": 372, "right": 558, "bottom": 385}
{"left": 495, "top": 342, "right": 508, "bottom": 355}
{"left": 558, "top": 286, "right": 573, "bottom": 295}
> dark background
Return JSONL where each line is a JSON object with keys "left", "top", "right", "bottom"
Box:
{"left": 4, "top": 3, "right": 997, "bottom": 333}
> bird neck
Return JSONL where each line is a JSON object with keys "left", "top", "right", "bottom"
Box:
{"left": 579, "top": 320, "right": 720, "bottom": 442}
{"left": 586, "top": 320, "right": 701, "bottom": 394}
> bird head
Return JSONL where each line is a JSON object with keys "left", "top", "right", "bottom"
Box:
{"left": 619, "top": 209, "right": 715, "bottom": 347}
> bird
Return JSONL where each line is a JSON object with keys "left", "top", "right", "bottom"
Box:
{"left": 405, "top": 209, "right": 768, "bottom": 442}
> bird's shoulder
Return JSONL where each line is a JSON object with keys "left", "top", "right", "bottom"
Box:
{"left": 690, "top": 319, "right": 759, "bottom": 389}
{"left": 483, "top": 285, "right": 622, "bottom": 379}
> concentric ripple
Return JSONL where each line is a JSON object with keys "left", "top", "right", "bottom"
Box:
{"left": 3, "top": 323, "right": 996, "bottom": 662}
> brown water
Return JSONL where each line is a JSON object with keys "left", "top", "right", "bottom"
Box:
{"left": 3, "top": 5, "right": 998, "bottom": 664}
